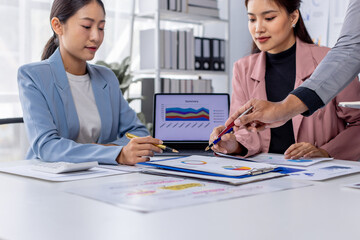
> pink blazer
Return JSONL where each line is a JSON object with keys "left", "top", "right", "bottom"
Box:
{"left": 231, "top": 39, "right": 360, "bottom": 161}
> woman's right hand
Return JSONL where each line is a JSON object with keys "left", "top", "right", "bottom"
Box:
{"left": 116, "top": 136, "right": 163, "bottom": 165}
{"left": 209, "top": 126, "right": 242, "bottom": 154}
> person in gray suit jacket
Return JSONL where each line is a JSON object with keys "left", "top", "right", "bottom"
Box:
{"left": 18, "top": 0, "right": 162, "bottom": 165}
{"left": 228, "top": 0, "right": 360, "bottom": 134}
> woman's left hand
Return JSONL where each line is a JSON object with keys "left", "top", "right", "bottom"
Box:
{"left": 284, "top": 142, "right": 330, "bottom": 159}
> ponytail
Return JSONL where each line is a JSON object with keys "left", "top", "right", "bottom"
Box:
{"left": 41, "top": 34, "right": 59, "bottom": 60}
{"left": 294, "top": 12, "right": 313, "bottom": 45}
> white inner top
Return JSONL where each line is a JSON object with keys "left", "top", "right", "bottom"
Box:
{"left": 66, "top": 72, "right": 101, "bottom": 143}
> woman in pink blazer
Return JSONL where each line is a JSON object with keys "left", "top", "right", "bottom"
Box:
{"left": 210, "top": 0, "right": 360, "bottom": 161}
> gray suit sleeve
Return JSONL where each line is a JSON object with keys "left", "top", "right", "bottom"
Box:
{"left": 299, "top": 0, "right": 360, "bottom": 105}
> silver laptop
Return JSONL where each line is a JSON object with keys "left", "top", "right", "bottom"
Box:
{"left": 153, "top": 93, "right": 230, "bottom": 156}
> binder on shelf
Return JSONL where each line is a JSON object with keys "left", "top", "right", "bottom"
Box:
{"left": 192, "top": 78, "right": 210, "bottom": 93}
{"left": 185, "top": 29, "right": 195, "bottom": 70}
{"left": 141, "top": 78, "right": 155, "bottom": 123}
{"left": 161, "top": 78, "right": 164, "bottom": 92}
{"left": 192, "top": 79, "right": 200, "bottom": 93}
{"left": 219, "top": 39, "right": 226, "bottom": 71}
{"left": 140, "top": 29, "right": 155, "bottom": 69}
{"left": 161, "top": 0, "right": 168, "bottom": 10}
{"left": 199, "top": 79, "right": 208, "bottom": 93}
{"left": 160, "top": 29, "right": 165, "bottom": 69}
{"left": 138, "top": 0, "right": 167, "bottom": 13}
{"left": 162, "top": 78, "right": 171, "bottom": 93}
{"left": 145, "top": 35, "right": 225, "bottom": 72}
{"left": 160, "top": 78, "right": 212, "bottom": 93}
{"left": 202, "top": 38, "right": 211, "bottom": 70}
{"left": 187, "top": 5, "right": 219, "bottom": 17}
{"left": 180, "top": 79, "right": 187, "bottom": 93}
{"left": 206, "top": 79, "right": 212, "bottom": 93}
{"left": 185, "top": 80, "right": 192, "bottom": 93}
{"left": 211, "top": 38, "right": 221, "bottom": 71}
{"left": 188, "top": 0, "right": 218, "bottom": 9}
{"left": 177, "top": 0, "right": 181, "bottom": 12}
{"left": 181, "top": 0, "right": 187, "bottom": 12}
{"left": 178, "top": 30, "right": 186, "bottom": 70}
{"left": 164, "top": 30, "right": 172, "bottom": 69}
{"left": 194, "top": 37, "right": 202, "bottom": 70}
{"left": 171, "top": 79, "right": 180, "bottom": 93}
{"left": 169, "top": 0, "right": 177, "bottom": 11}
{"left": 171, "top": 31, "right": 178, "bottom": 70}
{"left": 140, "top": 29, "right": 165, "bottom": 70}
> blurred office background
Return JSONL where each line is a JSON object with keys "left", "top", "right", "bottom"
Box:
{"left": 0, "top": 0, "right": 350, "bottom": 161}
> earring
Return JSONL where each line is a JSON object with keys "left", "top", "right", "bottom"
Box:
{"left": 292, "top": 24, "right": 296, "bottom": 28}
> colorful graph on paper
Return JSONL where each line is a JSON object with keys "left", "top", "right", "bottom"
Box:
{"left": 165, "top": 107, "right": 210, "bottom": 121}
{"left": 223, "top": 166, "right": 252, "bottom": 171}
{"left": 181, "top": 160, "right": 207, "bottom": 165}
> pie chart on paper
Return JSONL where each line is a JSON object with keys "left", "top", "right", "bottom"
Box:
{"left": 181, "top": 160, "right": 207, "bottom": 165}
{"left": 223, "top": 166, "right": 252, "bottom": 171}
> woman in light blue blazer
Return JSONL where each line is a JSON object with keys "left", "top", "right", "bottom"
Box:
{"left": 17, "top": 0, "right": 162, "bottom": 165}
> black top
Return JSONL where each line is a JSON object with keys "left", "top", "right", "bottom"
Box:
{"left": 265, "top": 43, "right": 296, "bottom": 154}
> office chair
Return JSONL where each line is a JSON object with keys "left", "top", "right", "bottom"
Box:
{"left": 0, "top": 117, "right": 27, "bottom": 161}
{"left": 0, "top": 117, "right": 24, "bottom": 125}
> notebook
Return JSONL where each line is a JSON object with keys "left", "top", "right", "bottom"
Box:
{"left": 153, "top": 93, "right": 230, "bottom": 156}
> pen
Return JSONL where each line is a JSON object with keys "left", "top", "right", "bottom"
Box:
{"left": 125, "top": 132, "right": 179, "bottom": 153}
{"left": 205, "top": 106, "right": 253, "bottom": 151}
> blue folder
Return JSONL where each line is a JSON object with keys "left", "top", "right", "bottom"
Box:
{"left": 138, "top": 157, "right": 302, "bottom": 180}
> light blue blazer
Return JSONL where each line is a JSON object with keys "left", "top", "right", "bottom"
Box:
{"left": 18, "top": 48, "right": 149, "bottom": 164}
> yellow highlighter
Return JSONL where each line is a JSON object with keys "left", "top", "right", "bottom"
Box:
{"left": 125, "top": 132, "right": 179, "bottom": 153}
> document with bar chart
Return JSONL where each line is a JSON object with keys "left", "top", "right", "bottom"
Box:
{"left": 154, "top": 94, "right": 229, "bottom": 141}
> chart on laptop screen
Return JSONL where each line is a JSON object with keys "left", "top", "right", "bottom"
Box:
{"left": 154, "top": 94, "right": 229, "bottom": 141}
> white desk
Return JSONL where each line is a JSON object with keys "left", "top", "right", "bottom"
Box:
{"left": 1, "top": 160, "right": 360, "bottom": 240}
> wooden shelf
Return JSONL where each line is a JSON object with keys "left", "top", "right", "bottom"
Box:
{"left": 132, "top": 69, "right": 228, "bottom": 77}
{"left": 135, "top": 10, "right": 228, "bottom": 24}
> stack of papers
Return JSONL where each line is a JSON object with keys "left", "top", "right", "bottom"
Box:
{"left": 0, "top": 164, "right": 126, "bottom": 182}
{"left": 65, "top": 175, "right": 311, "bottom": 212}
{"left": 216, "top": 153, "right": 360, "bottom": 181}
{"left": 288, "top": 163, "right": 360, "bottom": 180}
{"left": 216, "top": 152, "right": 332, "bottom": 167}
{"left": 138, "top": 155, "right": 285, "bottom": 185}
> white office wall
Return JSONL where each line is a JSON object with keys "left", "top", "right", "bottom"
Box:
{"left": 328, "top": 0, "right": 350, "bottom": 47}
{"left": 0, "top": 0, "right": 134, "bottom": 161}
{"left": 0, "top": 0, "right": 134, "bottom": 119}
{"left": 228, "top": 0, "right": 252, "bottom": 96}
{"left": 301, "top": 0, "right": 350, "bottom": 48}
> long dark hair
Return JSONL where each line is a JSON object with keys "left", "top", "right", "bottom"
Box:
{"left": 41, "top": 0, "right": 105, "bottom": 60}
{"left": 245, "top": 0, "right": 313, "bottom": 54}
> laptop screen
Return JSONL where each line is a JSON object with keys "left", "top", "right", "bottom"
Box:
{"left": 153, "top": 93, "right": 230, "bottom": 142}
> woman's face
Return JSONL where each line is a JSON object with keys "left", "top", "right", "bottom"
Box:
{"left": 247, "top": 0, "right": 299, "bottom": 54}
{"left": 57, "top": 1, "right": 105, "bottom": 63}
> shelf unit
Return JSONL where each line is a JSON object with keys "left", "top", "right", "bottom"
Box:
{"left": 135, "top": 9, "right": 229, "bottom": 24}
{"left": 131, "top": 0, "right": 231, "bottom": 94}
{"left": 133, "top": 69, "right": 229, "bottom": 76}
